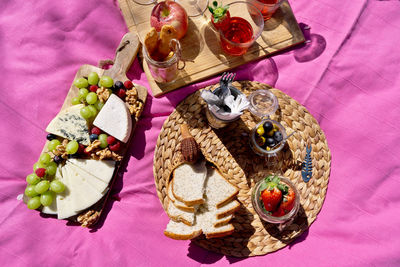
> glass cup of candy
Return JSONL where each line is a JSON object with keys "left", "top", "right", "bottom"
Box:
{"left": 251, "top": 175, "right": 300, "bottom": 230}
{"left": 142, "top": 39, "right": 184, "bottom": 84}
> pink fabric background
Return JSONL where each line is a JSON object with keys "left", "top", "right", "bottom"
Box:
{"left": 1, "top": 0, "right": 399, "bottom": 266}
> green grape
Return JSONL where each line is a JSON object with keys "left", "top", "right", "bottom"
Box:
{"left": 39, "top": 153, "right": 51, "bottom": 165}
{"left": 25, "top": 185, "right": 39, "bottom": 198}
{"left": 74, "top": 77, "right": 89, "bottom": 89}
{"left": 88, "top": 72, "right": 99, "bottom": 85}
{"left": 71, "top": 97, "right": 81, "bottom": 105}
{"left": 33, "top": 162, "right": 46, "bottom": 172}
{"left": 86, "top": 92, "right": 98, "bottom": 105}
{"left": 66, "top": 140, "right": 79, "bottom": 154}
{"left": 94, "top": 100, "right": 104, "bottom": 111}
{"left": 98, "top": 134, "right": 108, "bottom": 148}
{"left": 50, "top": 180, "right": 65, "bottom": 193}
{"left": 80, "top": 106, "right": 92, "bottom": 120}
{"left": 46, "top": 162, "right": 57, "bottom": 176}
{"left": 26, "top": 173, "right": 40, "bottom": 185}
{"left": 35, "top": 180, "right": 50, "bottom": 194}
{"left": 40, "top": 191, "right": 54, "bottom": 206}
{"left": 78, "top": 88, "right": 89, "bottom": 100}
{"left": 27, "top": 196, "right": 41, "bottom": 210}
{"left": 47, "top": 139, "right": 61, "bottom": 151}
{"left": 88, "top": 105, "right": 97, "bottom": 117}
{"left": 100, "top": 76, "right": 113, "bottom": 88}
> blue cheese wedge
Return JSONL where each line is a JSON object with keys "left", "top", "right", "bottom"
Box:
{"left": 46, "top": 104, "right": 90, "bottom": 145}
{"left": 67, "top": 158, "right": 115, "bottom": 184}
{"left": 93, "top": 94, "right": 132, "bottom": 143}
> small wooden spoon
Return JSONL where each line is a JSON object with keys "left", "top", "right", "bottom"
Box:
{"left": 180, "top": 124, "right": 199, "bottom": 163}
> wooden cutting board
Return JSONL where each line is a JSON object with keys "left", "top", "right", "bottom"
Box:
{"left": 118, "top": 0, "right": 304, "bottom": 97}
{"left": 40, "top": 32, "right": 148, "bottom": 227}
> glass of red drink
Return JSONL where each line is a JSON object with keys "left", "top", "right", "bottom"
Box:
{"left": 217, "top": 1, "right": 264, "bottom": 56}
{"left": 247, "top": 0, "right": 283, "bottom": 21}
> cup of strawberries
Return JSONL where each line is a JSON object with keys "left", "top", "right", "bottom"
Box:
{"left": 252, "top": 175, "right": 299, "bottom": 229}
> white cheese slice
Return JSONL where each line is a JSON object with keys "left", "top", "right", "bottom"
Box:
{"left": 93, "top": 94, "right": 132, "bottom": 143}
{"left": 63, "top": 164, "right": 105, "bottom": 212}
{"left": 66, "top": 161, "right": 109, "bottom": 194}
{"left": 46, "top": 104, "right": 90, "bottom": 145}
{"left": 57, "top": 166, "right": 79, "bottom": 219}
{"left": 67, "top": 158, "right": 116, "bottom": 184}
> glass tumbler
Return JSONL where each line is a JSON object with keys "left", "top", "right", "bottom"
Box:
{"left": 142, "top": 39, "right": 184, "bottom": 84}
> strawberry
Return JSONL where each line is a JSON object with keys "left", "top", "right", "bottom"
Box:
{"left": 208, "top": 1, "right": 230, "bottom": 32}
{"left": 278, "top": 187, "right": 295, "bottom": 215}
{"left": 259, "top": 176, "right": 287, "bottom": 212}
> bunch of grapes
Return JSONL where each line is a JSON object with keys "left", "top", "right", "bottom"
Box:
{"left": 24, "top": 151, "right": 65, "bottom": 210}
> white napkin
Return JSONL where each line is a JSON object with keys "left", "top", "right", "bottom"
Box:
{"left": 201, "top": 88, "right": 249, "bottom": 120}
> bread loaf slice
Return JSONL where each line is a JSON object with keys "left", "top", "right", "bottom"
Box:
{"left": 167, "top": 180, "right": 195, "bottom": 212}
{"left": 164, "top": 220, "right": 202, "bottom": 240}
{"left": 216, "top": 200, "right": 240, "bottom": 219}
{"left": 204, "top": 168, "right": 239, "bottom": 208}
{"left": 166, "top": 199, "right": 195, "bottom": 226}
{"left": 164, "top": 165, "right": 240, "bottom": 240}
{"left": 172, "top": 161, "right": 207, "bottom": 206}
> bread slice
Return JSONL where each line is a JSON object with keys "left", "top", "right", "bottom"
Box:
{"left": 164, "top": 220, "right": 202, "bottom": 240}
{"left": 164, "top": 164, "right": 240, "bottom": 240}
{"left": 172, "top": 161, "right": 207, "bottom": 206}
{"left": 213, "top": 214, "right": 233, "bottom": 227}
{"left": 216, "top": 200, "right": 241, "bottom": 219}
{"left": 167, "top": 180, "right": 195, "bottom": 212}
{"left": 166, "top": 199, "right": 195, "bottom": 226}
{"left": 204, "top": 168, "right": 239, "bottom": 208}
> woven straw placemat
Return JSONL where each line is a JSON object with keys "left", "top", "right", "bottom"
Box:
{"left": 153, "top": 81, "right": 331, "bottom": 257}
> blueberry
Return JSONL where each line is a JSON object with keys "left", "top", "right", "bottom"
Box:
{"left": 265, "top": 137, "right": 276, "bottom": 147}
{"left": 114, "top": 81, "right": 124, "bottom": 90}
{"left": 273, "top": 131, "right": 283, "bottom": 142}
{"left": 263, "top": 121, "right": 273, "bottom": 133}
{"left": 46, "top": 134, "right": 57, "bottom": 141}
{"left": 53, "top": 155, "right": 63, "bottom": 164}
{"left": 90, "top": 134, "right": 98, "bottom": 142}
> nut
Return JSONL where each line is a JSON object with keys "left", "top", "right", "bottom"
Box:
{"left": 77, "top": 210, "right": 100, "bottom": 227}
{"left": 96, "top": 86, "right": 111, "bottom": 103}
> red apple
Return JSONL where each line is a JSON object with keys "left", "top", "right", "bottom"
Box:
{"left": 150, "top": 0, "right": 188, "bottom": 40}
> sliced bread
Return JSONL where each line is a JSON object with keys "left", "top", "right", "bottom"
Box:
{"left": 166, "top": 199, "right": 195, "bottom": 226}
{"left": 216, "top": 200, "right": 241, "bottom": 219}
{"left": 164, "top": 164, "right": 240, "bottom": 240}
{"left": 172, "top": 161, "right": 207, "bottom": 206}
{"left": 164, "top": 220, "right": 202, "bottom": 240}
{"left": 204, "top": 168, "right": 239, "bottom": 208}
{"left": 167, "top": 180, "right": 195, "bottom": 212}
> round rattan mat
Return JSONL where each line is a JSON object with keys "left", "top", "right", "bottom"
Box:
{"left": 153, "top": 81, "right": 331, "bottom": 257}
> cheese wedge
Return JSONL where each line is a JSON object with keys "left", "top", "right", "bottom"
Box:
{"left": 63, "top": 164, "right": 105, "bottom": 212}
{"left": 46, "top": 104, "right": 90, "bottom": 145}
{"left": 57, "top": 166, "right": 79, "bottom": 219}
{"left": 66, "top": 161, "right": 109, "bottom": 194}
{"left": 67, "top": 158, "right": 115, "bottom": 184}
{"left": 93, "top": 94, "right": 132, "bottom": 143}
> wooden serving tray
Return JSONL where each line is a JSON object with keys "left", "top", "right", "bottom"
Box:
{"left": 40, "top": 32, "right": 148, "bottom": 227}
{"left": 118, "top": 0, "right": 305, "bottom": 97}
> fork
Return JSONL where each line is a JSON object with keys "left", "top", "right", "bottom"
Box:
{"left": 219, "top": 72, "right": 236, "bottom": 98}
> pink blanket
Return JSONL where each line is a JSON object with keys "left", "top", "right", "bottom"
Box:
{"left": 1, "top": 0, "right": 400, "bottom": 265}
